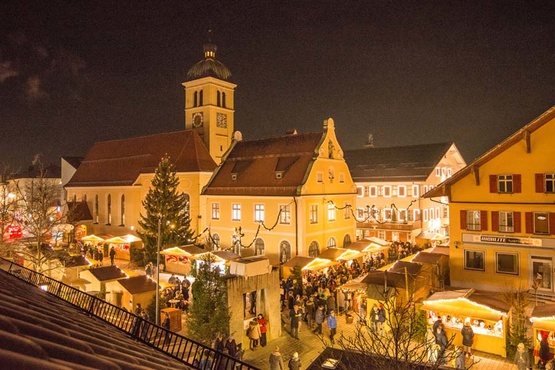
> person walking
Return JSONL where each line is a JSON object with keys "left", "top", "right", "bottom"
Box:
{"left": 313, "top": 305, "right": 324, "bottom": 335}
{"left": 514, "top": 342, "right": 530, "bottom": 370}
{"left": 290, "top": 304, "right": 302, "bottom": 339}
{"left": 269, "top": 346, "right": 285, "bottom": 370}
{"left": 327, "top": 309, "right": 338, "bottom": 344}
{"left": 224, "top": 336, "right": 237, "bottom": 358}
{"left": 304, "top": 296, "right": 315, "bottom": 330}
{"left": 162, "top": 311, "right": 171, "bottom": 346}
{"left": 370, "top": 304, "right": 380, "bottom": 331}
{"left": 288, "top": 352, "right": 301, "bottom": 370}
{"left": 109, "top": 246, "right": 116, "bottom": 266}
{"left": 435, "top": 327, "right": 448, "bottom": 365}
{"left": 460, "top": 318, "right": 474, "bottom": 357}
{"left": 377, "top": 304, "right": 386, "bottom": 336}
{"left": 257, "top": 314, "right": 268, "bottom": 347}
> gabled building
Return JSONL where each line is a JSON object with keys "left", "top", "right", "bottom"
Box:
{"left": 425, "top": 105, "right": 555, "bottom": 294}
{"left": 344, "top": 142, "right": 466, "bottom": 244}
{"left": 202, "top": 118, "right": 357, "bottom": 265}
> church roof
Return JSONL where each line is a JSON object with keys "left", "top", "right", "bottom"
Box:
{"left": 203, "top": 132, "right": 323, "bottom": 196}
{"left": 186, "top": 42, "right": 232, "bottom": 81}
{"left": 66, "top": 130, "right": 216, "bottom": 187}
{"left": 344, "top": 142, "right": 455, "bottom": 182}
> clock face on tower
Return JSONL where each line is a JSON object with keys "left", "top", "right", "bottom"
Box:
{"left": 217, "top": 112, "right": 227, "bottom": 128}
{"left": 192, "top": 112, "right": 204, "bottom": 128}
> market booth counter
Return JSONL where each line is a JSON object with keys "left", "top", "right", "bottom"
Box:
{"left": 421, "top": 289, "right": 510, "bottom": 358}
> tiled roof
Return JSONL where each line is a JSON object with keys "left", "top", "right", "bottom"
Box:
{"left": 203, "top": 132, "right": 323, "bottom": 196}
{"left": 117, "top": 275, "right": 157, "bottom": 294}
{"left": 344, "top": 142, "right": 454, "bottom": 182}
{"left": 0, "top": 266, "right": 191, "bottom": 370}
{"left": 87, "top": 265, "right": 128, "bottom": 281}
{"left": 66, "top": 130, "right": 216, "bottom": 187}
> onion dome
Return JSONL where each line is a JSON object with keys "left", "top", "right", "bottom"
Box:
{"left": 186, "top": 40, "right": 232, "bottom": 81}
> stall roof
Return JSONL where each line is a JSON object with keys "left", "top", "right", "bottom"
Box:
{"left": 422, "top": 289, "right": 509, "bottom": 321}
{"left": 117, "top": 275, "right": 157, "bottom": 294}
{"left": 531, "top": 304, "right": 555, "bottom": 321}
{"left": 387, "top": 260, "right": 422, "bottom": 276}
{"left": 339, "top": 275, "right": 368, "bottom": 293}
{"left": 303, "top": 258, "right": 339, "bottom": 271}
{"left": 85, "top": 265, "right": 128, "bottom": 282}
{"left": 282, "top": 256, "right": 315, "bottom": 268}
{"left": 410, "top": 251, "right": 444, "bottom": 264}
{"left": 318, "top": 248, "right": 364, "bottom": 261}
{"left": 160, "top": 246, "right": 191, "bottom": 256}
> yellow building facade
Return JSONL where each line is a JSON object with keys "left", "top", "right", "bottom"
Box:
{"left": 426, "top": 106, "right": 555, "bottom": 293}
{"left": 202, "top": 118, "right": 358, "bottom": 265}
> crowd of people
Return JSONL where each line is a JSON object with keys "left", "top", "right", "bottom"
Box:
{"left": 163, "top": 273, "right": 191, "bottom": 313}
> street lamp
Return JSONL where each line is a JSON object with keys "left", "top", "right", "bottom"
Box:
{"left": 155, "top": 214, "right": 161, "bottom": 325}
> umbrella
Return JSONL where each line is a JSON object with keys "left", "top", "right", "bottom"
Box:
{"left": 81, "top": 234, "right": 105, "bottom": 242}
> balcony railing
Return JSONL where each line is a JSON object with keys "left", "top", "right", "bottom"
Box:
{"left": 2, "top": 258, "right": 259, "bottom": 370}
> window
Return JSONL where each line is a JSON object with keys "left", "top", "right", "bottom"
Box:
{"left": 534, "top": 212, "right": 549, "bottom": 234}
{"left": 532, "top": 257, "right": 553, "bottom": 290}
{"left": 199, "top": 90, "right": 203, "bottom": 106}
{"left": 447, "top": 168, "right": 452, "bottom": 177}
{"left": 328, "top": 203, "right": 336, "bottom": 221}
{"left": 398, "top": 185, "right": 406, "bottom": 197}
{"left": 357, "top": 208, "right": 365, "bottom": 219}
{"left": 317, "top": 172, "right": 323, "bottom": 183}
{"left": 120, "top": 195, "right": 125, "bottom": 226}
{"left": 384, "top": 208, "right": 392, "bottom": 220}
{"left": 423, "top": 209, "right": 429, "bottom": 222}
{"left": 339, "top": 173, "right": 345, "bottom": 183}
{"left": 412, "top": 185, "right": 419, "bottom": 198}
{"left": 498, "top": 174, "right": 513, "bottom": 193}
{"left": 222, "top": 92, "right": 226, "bottom": 108}
{"left": 464, "top": 250, "right": 485, "bottom": 271}
{"left": 232, "top": 203, "right": 241, "bottom": 221}
{"left": 344, "top": 202, "right": 351, "bottom": 219}
{"left": 496, "top": 252, "right": 518, "bottom": 275}
{"left": 310, "top": 205, "right": 318, "bottom": 224}
{"left": 442, "top": 206, "right": 449, "bottom": 219}
{"left": 327, "top": 237, "right": 337, "bottom": 248}
{"left": 217, "top": 91, "right": 221, "bottom": 106}
{"left": 254, "top": 204, "right": 265, "bottom": 222}
{"left": 211, "top": 203, "right": 220, "bottom": 220}
{"left": 193, "top": 91, "right": 198, "bottom": 107}
{"left": 309, "top": 241, "right": 320, "bottom": 257}
{"left": 279, "top": 205, "right": 291, "bottom": 224}
{"left": 280, "top": 241, "right": 291, "bottom": 263}
{"left": 382, "top": 186, "right": 391, "bottom": 197}
{"left": 94, "top": 195, "right": 99, "bottom": 223}
{"left": 356, "top": 186, "right": 364, "bottom": 197}
{"left": 369, "top": 186, "right": 378, "bottom": 197}
{"left": 343, "top": 234, "right": 352, "bottom": 247}
{"left": 546, "top": 174, "right": 555, "bottom": 193}
{"left": 255, "top": 238, "right": 265, "bottom": 255}
{"left": 441, "top": 167, "right": 446, "bottom": 177}
{"left": 435, "top": 168, "right": 440, "bottom": 177}
{"left": 466, "top": 210, "right": 482, "bottom": 231}
{"left": 399, "top": 209, "right": 407, "bottom": 222}
{"left": 211, "top": 233, "right": 220, "bottom": 249}
{"left": 423, "top": 185, "right": 429, "bottom": 194}
{"left": 435, "top": 207, "right": 440, "bottom": 220}
{"left": 498, "top": 211, "right": 514, "bottom": 233}
{"left": 413, "top": 209, "right": 420, "bottom": 221}
{"left": 106, "top": 194, "right": 112, "bottom": 225}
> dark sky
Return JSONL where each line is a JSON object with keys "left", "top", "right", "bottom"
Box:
{"left": 1, "top": 1, "right": 554, "bottom": 171}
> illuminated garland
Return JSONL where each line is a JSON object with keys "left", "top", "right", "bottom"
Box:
{"left": 327, "top": 199, "right": 417, "bottom": 225}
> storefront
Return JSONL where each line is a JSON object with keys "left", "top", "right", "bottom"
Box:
{"left": 421, "top": 289, "right": 510, "bottom": 357}
{"left": 530, "top": 304, "right": 555, "bottom": 363}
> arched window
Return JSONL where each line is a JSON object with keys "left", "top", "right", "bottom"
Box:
{"left": 280, "top": 241, "right": 291, "bottom": 263}
{"left": 211, "top": 233, "right": 221, "bottom": 251}
{"left": 199, "top": 90, "right": 204, "bottom": 106}
{"left": 327, "top": 237, "right": 337, "bottom": 249}
{"left": 120, "top": 194, "right": 125, "bottom": 226}
{"left": 343, "top": 234, "right": 352, "bottom": 247}
{"left": 193, "top": 91, "right": 198, "bottom": 107}
{"left": 94, "top": 195, "right": 99, "bottom": 223}
{"left": 308, "top": 241, "right": 320, "bottom": 257}
{"left": 222, "top": 92, "right": 226, "bottom": 108}
{"left": 217, "top": 91, "right": 221, "bottom": 107}
{"left": 255, "top": 238, "right": 265, "bottom": 256}
{"left": 107, "top": 194, "right": 112, "bottom": 225}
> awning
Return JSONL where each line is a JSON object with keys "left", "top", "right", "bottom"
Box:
{"left": 282, "top": 256, "right": 315, "bottom": 268}
{"left": 104, "top": 236, "right": 129, "bottom": 244}
{"left": 339, "top": 275, "right": 367, "bottom": 293}
{"left": 81, "top": 234, "right": 105, "bottom": 242}
{"left": 160, "top": 246, "right": 191, "bottom": 256}
{"left": 303, "top": 258, "right": 339, "bottom": 271}
{"left": 318, "top": 248, "right": 365, "bottom": 261}
{"left": 421, "top": 289, "right": 509, "bottom": 321}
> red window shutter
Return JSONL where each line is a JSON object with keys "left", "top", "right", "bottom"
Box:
{"left": 550, "top": 213, "right": 555, "bottom": 235}
{"left": 480, "top": 210, "right": 488, "bottom": 231}
{"left": 460, "top": 210, "right": 467, "bottom": 230}
{"left": 525, "top": 212, "right": 533, "bottom": 234}
{"left": 514, "top": 212, "right": 521, "bottom": 233}
{"left": 536, "top": 173, "right": 545, "bottom": 193}
{"left": 492, "top": 211, "right": 499, "bottom": 232}
{"left": 513, "top": 174, "right": 522, "bottom": 193}
{"left": 489, "top": 175, "right": 498, "bottom": 193}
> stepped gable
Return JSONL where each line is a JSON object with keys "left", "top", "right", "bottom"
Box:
{"left": 344, "top": 142, "right": 454, "bottom": 182}
{"left": 203, "top": 132, "right": 323, "bottom": 196}
{"left": 66, "top": 130, "right": 217, "bottom": 187}
{"left": 0, "top": 268, "right": 192, "bottom": 370}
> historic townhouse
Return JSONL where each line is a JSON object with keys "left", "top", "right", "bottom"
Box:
{"left": 202, "top": 118, "right": 358, "bottom": 265}
{"left": 344, "top": 142, "right": 466, "bottom": 244}
{"left": 426, "top": 106, "right": 555, "bottom": 294}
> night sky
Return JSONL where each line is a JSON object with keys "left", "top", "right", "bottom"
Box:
{"left": 1, "top": 1, "right": 554, "bottom": 171}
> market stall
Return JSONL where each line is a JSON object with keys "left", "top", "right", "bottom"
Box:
{"left": 160, "top": 245, "right": 203, "bottom": 275}
{"left": 421, "top": 289, "right": 510, "bottom": 358}
{"left": 530, "top": 304, "right": 555, "bottom": 362}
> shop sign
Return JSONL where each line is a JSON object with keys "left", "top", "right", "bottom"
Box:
{"left": 472, "top": 234, "right": 542, "bottom": 247}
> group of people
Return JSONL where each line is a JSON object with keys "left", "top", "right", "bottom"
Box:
{"left": 163, "top": 274, "right": 191, "bottom": 313}
{"left": 211, "top": 333, "right": 245, "bottom": 369}
{"left": 269, "top": 346, "right": 301, "bottom": 370}
{"left": 246, "top": 313, "right": 268, "bottom": 350}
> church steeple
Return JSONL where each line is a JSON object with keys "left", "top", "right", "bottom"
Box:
{"left": 182, "top": 34, "right": 236, "bottom": 163}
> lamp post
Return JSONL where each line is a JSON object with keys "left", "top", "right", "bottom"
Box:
{"left": 155, "top": 214, "right": 161, "bottom": 325}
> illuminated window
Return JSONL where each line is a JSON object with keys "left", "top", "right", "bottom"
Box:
{"left": 534, "top": 212, "right": 549, "bottom": 234}
{"left": 254, "top": 204, "right": 265, "bottom": 222}
{"left": 211, "top": 203, "right": 220, "bottom": 220}
{"left": 327, "top": 237, "right": 337, "bottom": 248}
{"left": 466, "top": 210, "right": 481, "bottom": 231}
{"left": 309, "top": 241, "right": 320, "bottom": 257}
{"left": 279, "top": 205, "right": 291, "bottom": 224}
{"left": 447, "top": 168, "right": 452, "bottom": 177}
{"left": 280, "top": 241, "right": 291, "bottom": 263}
{"left": 499, "top": 211, "right": 514, "bottom": 233}
{"left": 328, "top": 203, "right": 336, "bottom": 221}
{"left": 343, "top": 234, "right": 351, "bottom": 246}
{"left": 399, "top": 209, "right": 407, "bottom": 222}
{"left": 344, "top": 202, "right": 351, "bottom": 219}
{"left": 255, "top": 238, "right": 265, "bottom": 256}
{"left": 232, "top": 203, "right": 241, "bottom": 221}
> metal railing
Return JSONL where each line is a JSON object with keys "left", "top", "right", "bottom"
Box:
{"left": 1, "top": 258, "right": 259, "bottom": 370}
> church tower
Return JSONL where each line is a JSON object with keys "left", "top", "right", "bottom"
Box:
{"left": 183, "top": 35, "right": 236, "bottom": 163}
